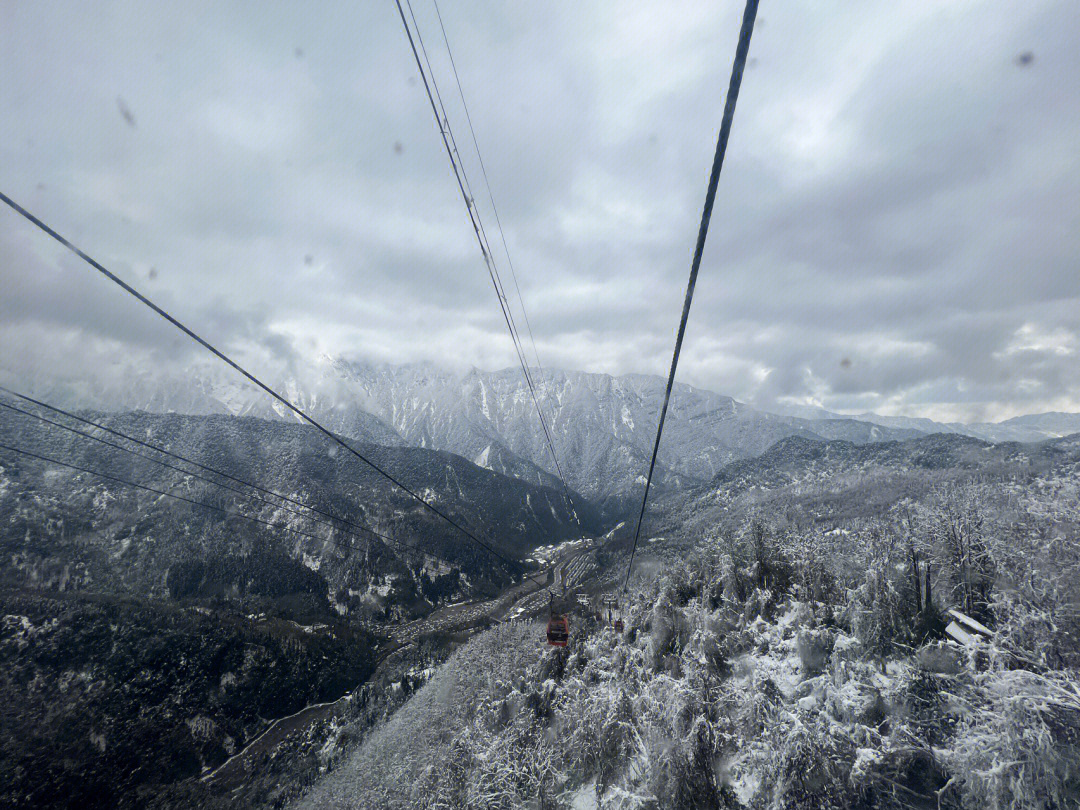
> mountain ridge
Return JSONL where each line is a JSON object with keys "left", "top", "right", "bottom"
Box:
{"left": 769, "top": 402, "right": 1080, "bottom": 444}
{"left": 0, "top": 409, "right": 600, "bottom": 618}
{"left": 10, "top": 359, "right": 929, "bottom": 518}
{"left": 13, "top": 358, "right": 1079, "bottom": 521}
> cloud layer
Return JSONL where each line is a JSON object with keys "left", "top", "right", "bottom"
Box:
{"left": 2, "top": 0, "right": 1078, "bottom": 421}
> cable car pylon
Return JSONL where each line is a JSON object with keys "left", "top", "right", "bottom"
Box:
{"left": 602, "top": 592, "right": 624, "bottom": 634}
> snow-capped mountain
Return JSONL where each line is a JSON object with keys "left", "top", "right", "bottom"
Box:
{"left": 23, "top": 356, "right": 1079, "bottom": 519}
{"left": 13, "top": 358, "right": 931, "bottom": 517}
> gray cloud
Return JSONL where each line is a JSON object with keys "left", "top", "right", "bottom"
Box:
{"left": 1, "top": 0, "right": 1078, "bottom": 422}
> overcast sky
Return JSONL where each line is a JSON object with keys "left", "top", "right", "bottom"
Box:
{"left": 2, "top": 0, "right": 1078, "bottom": 422}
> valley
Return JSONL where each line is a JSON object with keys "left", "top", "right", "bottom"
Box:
{"left": 2, "top": 378, "right": 1079, "bottom": 809}
{"left": 201, "top": 537, "right": 605, "bottom": 793}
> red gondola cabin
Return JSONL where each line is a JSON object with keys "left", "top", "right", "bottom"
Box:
{"left": 546, "top": 614, "right": 569, "bottom": 646}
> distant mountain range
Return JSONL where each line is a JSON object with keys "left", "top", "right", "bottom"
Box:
{"left": 767, "top": 403, "right": 1080, "bottom": 445}
{"left": 14, "top": 357, "right": 1080, "bottom": 519}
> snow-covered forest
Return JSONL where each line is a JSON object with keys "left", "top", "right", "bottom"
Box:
{"left": 298, "top": 453, "right": 1080, "bottom": 809}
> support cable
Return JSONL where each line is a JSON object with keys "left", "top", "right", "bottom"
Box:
{"left": 430, "top": 0, "right": 563, "bottom": 471}
{"left": 0, "top": 397, "right": 379, "bottom": 543}
{"left": 0, "top": 440, "right": 377, "bottom": 554}
{"left": 0, "top": 418, "right": 486, "bottom": 569}
{"left": 624, "top": 0, "right": 759, "bottom": 590}
{"left": 0, "top": 385, "right": 384, "bottom": 539}
{"left": 397, "top": 0, "right": 577, "bottom": 515}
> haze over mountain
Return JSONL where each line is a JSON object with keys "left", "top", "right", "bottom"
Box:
{"left": 16, "top": 357, "right": 1080, "bottom": 519}
{"left": 771, "top": 402, "right": 1080, "bottom": 445}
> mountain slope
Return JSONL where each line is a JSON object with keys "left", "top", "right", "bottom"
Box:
{"left": 329, "top": 363, "right": 927, "bottom": 513}
{"left": 0, "top": 410, "right": 600, "bottom": 619}
{"left": 640, "top": 431, "right": 1080, "bottom": 554}
{"left": 295, "top": 429, "right": 1080, "bottom": 809}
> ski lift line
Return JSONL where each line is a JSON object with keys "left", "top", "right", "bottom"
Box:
{"left": 414, "top": 11, "right": 574, "bottom": 514}
{"left": 0, "top": 192, "right": 534, "bottom": 585}
{"left": 0, "top": 385, "right": 396, "bottom": 543}
{"left": 0, "top": 396, "right": 388, "bottom": 546}
{"left": 396, "top": 0, "right": 577, "bottom": 515}
{"left": 426, "top": 5, "right": 572, "bottom": 510}
{"left": 0, "top": 436, "right": 487, "bottom": 570}
{"left": 624, "top": 0, "right": 759, "bottom": 591}
{"left": 430, "top": 0, "right": 558, "bottom": 442}
{"left": 406, "top": 0, "right": 575, "bottom": 515}
{"left": 403, "top": 0, "right": 543, "bottom": 403}
{"left": 404, "top": 0, "right": 549, "bottom": 454}
{"left": 405, "top": 0, "right": 538, "bottom": 405}
{"left": 403, "top": 0, "right": 525, "bottom": 362}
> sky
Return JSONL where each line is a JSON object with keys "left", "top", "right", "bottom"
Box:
{"left": 2, "top": 0, "right": 1078, "bottom": 423}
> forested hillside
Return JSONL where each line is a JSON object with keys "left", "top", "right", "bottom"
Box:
{"left": 0, "top": 408, "right": 597, "bottom": 808}
{"left": 0, "top": 409, "right": 598, "bottom": 613}
{"left": 296, "top": 433, "right": 1080, "bottom": 809}
{"left": 1, "top": 591, "right": 381, "bottom": 809}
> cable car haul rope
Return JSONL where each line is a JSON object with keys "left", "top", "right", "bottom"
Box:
{"left": 394, "top": 0, "right": 579, "bottom": 518}
{"left": 623, "top": 0, "right": 759, "bottom": 593}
